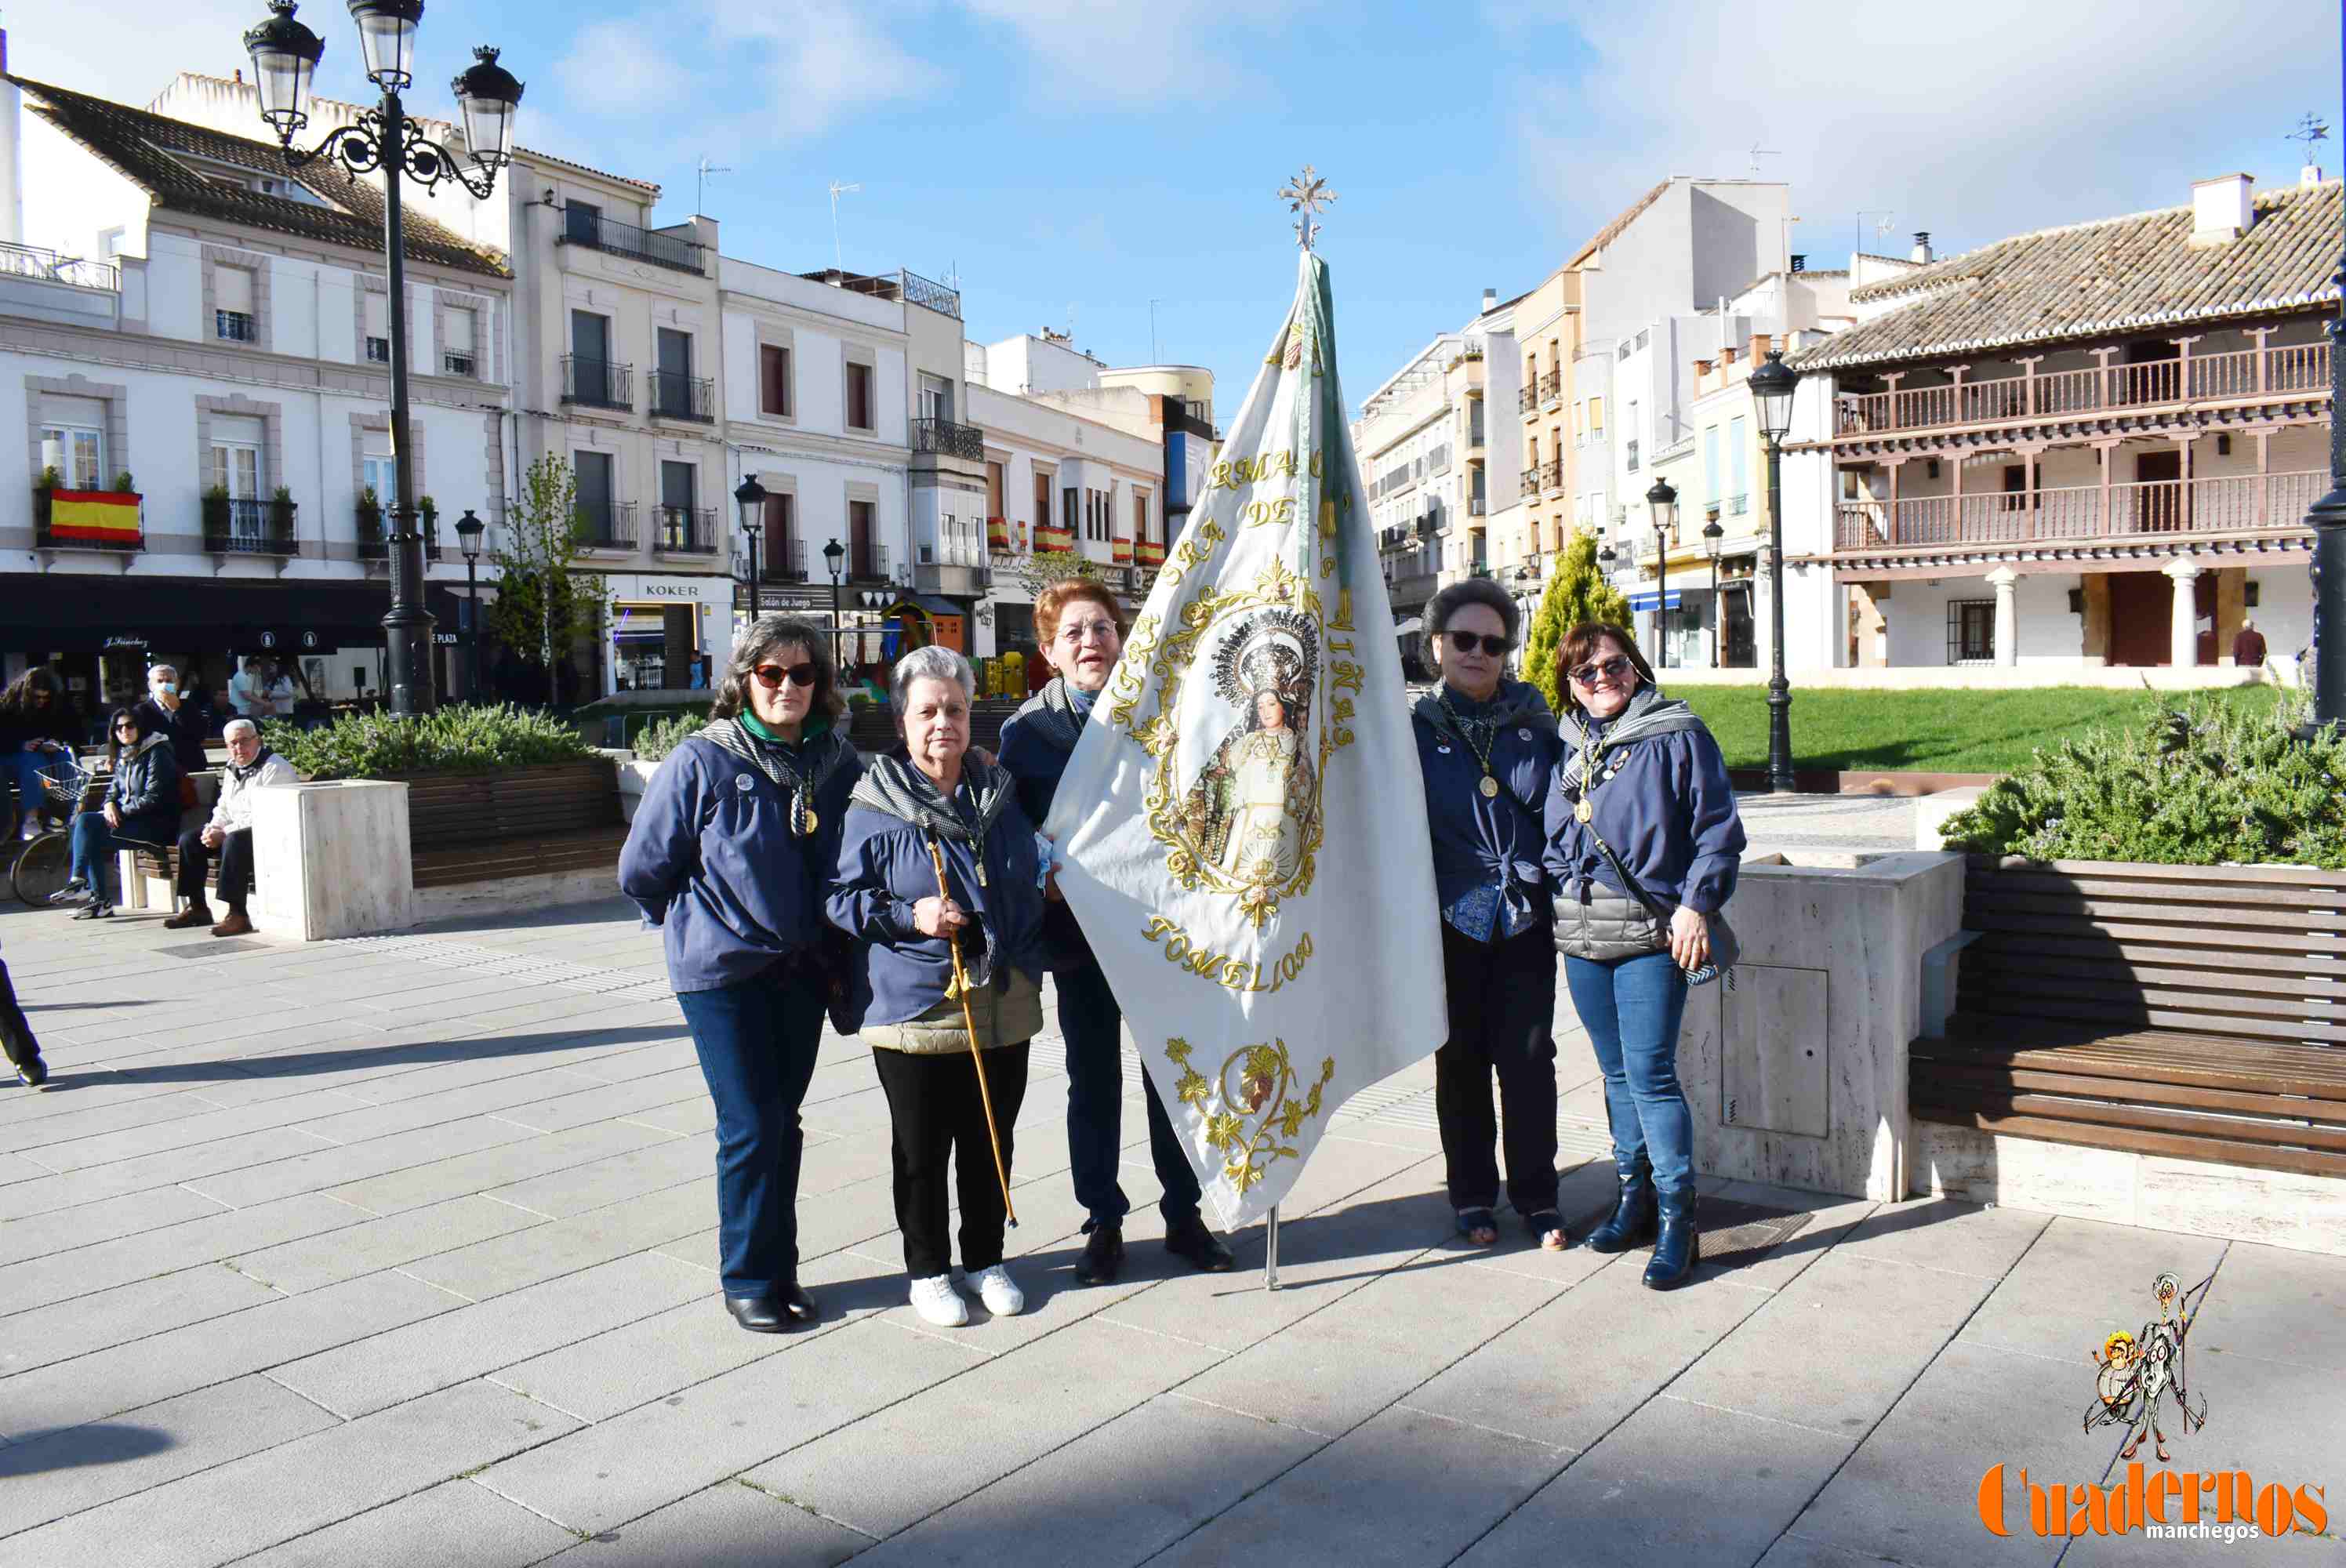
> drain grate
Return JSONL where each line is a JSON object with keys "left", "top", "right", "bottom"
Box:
{"left": 156, "top": 939, "right": 267, "bottom": 958}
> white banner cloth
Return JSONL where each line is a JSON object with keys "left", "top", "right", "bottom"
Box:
{"left": 1044, "top": 252, "right": 1444, "bottom": 1230}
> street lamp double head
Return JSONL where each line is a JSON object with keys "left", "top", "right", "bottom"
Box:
{"left": 1746, "top": 347, "right": 1803, "bottom": 792}
{"left": 239, "top": 0, "right": 524, "bottom": 718}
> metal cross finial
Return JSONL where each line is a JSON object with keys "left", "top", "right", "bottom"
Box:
{"left": 1278, "top": 165, "right": 1336, "bottom": 251}
{"left": 2292, "top": 111, "right": 2331, "bottom": 160}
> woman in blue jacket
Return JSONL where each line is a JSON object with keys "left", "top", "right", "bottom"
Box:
{"left": 56, "top": 707, "right": 182, "bottom": 919}
{"left": 1545, "top": 622, "right": 1745, "bottom": 1290}
{"left": 827, "top": 645, "right": 1047, "bottom": 1330}
{"left": 619, "top": 615, "right": 862, "bottom": 1334}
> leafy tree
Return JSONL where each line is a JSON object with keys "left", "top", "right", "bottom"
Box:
{"left": 1016, "top": 546, "right": 1103, "bottom": 599}
{"left": 1522, "top": 527, "right": 1631, "bottom": 712}
{"left": 489, "top": 456, "right": 607, "bottom": 683}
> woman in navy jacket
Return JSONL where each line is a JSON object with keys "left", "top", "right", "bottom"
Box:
{"left": 1412, "top": 579, "right": 1566, "bottom": 1252}
{"left": 619, "top": 615, "right": 862, "bottom": 1334}
{"left": 827, "top": 645, "right": 1047, "bottom": 1330}
{"left": 58, "top": 707, "right": 182, "bottom": 919}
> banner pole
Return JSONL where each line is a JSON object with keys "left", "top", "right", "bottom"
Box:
{"left": 1264, "top": 1204, "right": 1280, "bottom": 1291}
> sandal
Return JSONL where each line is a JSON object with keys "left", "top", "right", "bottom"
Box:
{"left": 1456, "top": 1207, "right": 1498, "bottom": 1247}
{"left": 1527, "top": 1210, "right": 1568, "bottom": 1252}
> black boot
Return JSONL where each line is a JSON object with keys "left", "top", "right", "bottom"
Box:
{"left": 1643, "top": 1189, "right": 1700, "bottom": 1290}
{"left": 1581, "top": 1158, "right": 1657, "bottom": 1254}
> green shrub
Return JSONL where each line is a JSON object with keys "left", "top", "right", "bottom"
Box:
{"left": 632, "top": 710, "right": 709, "bottom": 760}
{"left": 1938, "top": 688, "right": 2346, "bottom": 868}
{"left": 262, "top": 703, "right": 595, "bottom": 780}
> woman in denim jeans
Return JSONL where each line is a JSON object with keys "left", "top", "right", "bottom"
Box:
{"left": 1544, "top": 622, "right": 1744, "bottom": 1290}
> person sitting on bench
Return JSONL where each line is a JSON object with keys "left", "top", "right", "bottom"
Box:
{"left": 165, "top": 719, "right": 294, "bottom": 937}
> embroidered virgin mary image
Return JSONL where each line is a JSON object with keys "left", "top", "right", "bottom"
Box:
{"left": 1180, "top": 610, "right": 1320, "bottom": 891}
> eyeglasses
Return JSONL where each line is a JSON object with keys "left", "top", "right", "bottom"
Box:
{"left": 1568, "top": 655, "right": 1634, "bottom": 688}
{"left": 1444, "top": 630, "right": 1513, "bottom": 657}
{"left": 113, "top": 721, "right": 138, "bottom": 733}
{"left": 1058, "top": 620, "right": 1119, "bottom": 645}
{"left": 752, "top": 662, "right": 818, "bottom": 689}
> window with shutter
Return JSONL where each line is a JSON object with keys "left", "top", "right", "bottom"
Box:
{"left": 443, "top": 307, "right": 477, "bottom": 377}
{"left": 761, "top": 345, "right": 792, "bottom": 417}
{"left": 216, "top": 267, "right": 256, "bottom": 341}
{"left": 845, "top": 361, "right": 874, "bottom": 431}
{"left": 363, "top": 291, "right": 390, "bottom": 363}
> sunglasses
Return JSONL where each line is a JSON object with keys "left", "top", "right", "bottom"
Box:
{"left": 752, "top": 662, "right": 819, "bottom": 690}
{"left": 1568, "top": 655, "right": 1635, "bottom": 688}
{"left": 114, "top": 721, "right": 138, "bottom": 732}
{"left": 1444, "top": 630, "right": 1513, "bottom": 657}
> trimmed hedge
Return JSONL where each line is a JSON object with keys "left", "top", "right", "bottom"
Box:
{"left": 632, "top": 711, "right": 709, "bottom": 761}
{"left": 260, "top": 704, "right": 596, "bottom": 781}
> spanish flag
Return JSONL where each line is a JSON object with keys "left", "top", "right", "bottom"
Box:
{"left": 47, "top": 489, "right": 142, "bottom": 546}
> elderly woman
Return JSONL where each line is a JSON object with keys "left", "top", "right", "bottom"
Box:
{"left": 829, "top": 645, "right": 1047, "bottom": 1328}
{"left": 619, "top": 615, "right": 862, "bottom": 1334}
{"left": 1544, "top": 622, "right": 1745, "bottom": 1290}
{"left": 1411, "top": 578, "right": 1565, "bottom": 1252}
{"left": 55, "top": 707, "right": 182, "bottom": 920}
{"left": 998, "top": 579, "right": 1233, "bottom": 1286}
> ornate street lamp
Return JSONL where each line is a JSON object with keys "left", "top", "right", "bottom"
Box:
{"left": 1702, "top": 511, "right": 1725, "bottom": 668}
{"left": 1749, "top": 348, "right": 1803, "bottom": 793}
{"left": 454, "top": 507, "right": 485, "bottom": 699}
{"left": 824, "top": 537, "right": 848, "bottom": 668}
{"left": 733, "top": 474, "right": 767, "bottom": 608}
{"left": 1647, "top": 476, "right": 1678, "bottom": 670}
{"left": 242, "top": 1, "right": 523, "bottom": 717}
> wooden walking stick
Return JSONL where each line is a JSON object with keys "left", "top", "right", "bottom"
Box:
{"left": 926, "top": 833, "right": 1017, "bottom": 1229}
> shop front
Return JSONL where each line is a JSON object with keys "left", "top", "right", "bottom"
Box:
{"left": 604, "top": 574, "right": 732, "bottom": 695}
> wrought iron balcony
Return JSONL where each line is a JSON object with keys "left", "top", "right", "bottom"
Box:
{"left": 1518, "top": 385, "right": 1536, "bottom": 414}
{"left": 0, "top": 239, "right": 118, "bottom": 292}
{"left": 574, "top": 500, "right": 637, "bottom": 550}
{"left": 1538, "top": 370, "right": 1561, "bottom": 407}
{"left": 559, "top": 209, "right": 706, "bottom": 274}
{"left": 655, "top": 506, "right": 720, "bottom": 555}
{"left": 912, "top": 417, "right": 986, "bottom": 462}
{"left": 1520, "top": 466, "right": 1540, "bottom": 493}
{"left": 561, "top": 355, "right": 632, "bottom": 411}
{"left": 648, "top": 370, "right": 716, "bottom": 423}
{"left": 356, "top": 510, "right": 443, "bottom": 562}
{"left": 849, "top": 542, "right": 891, "bottom": 581}
{"left": 204, "top": 497, "right": 299, "bottom": 555}
{"left": 760, "top": 537, "right": 808, "bottom": 582}
{"left": 1541, "top": 458, "right": 1564, "bottom": 493}
{"left": 31, "top": 484, "right": 143, "bottom": 551}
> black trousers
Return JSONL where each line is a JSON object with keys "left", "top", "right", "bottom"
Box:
{"left": 870, "top": 1042, "right": 1031, "bottom": 1279}
{"left": 0, "top": 957, "right": 40, "bottom": 1072}
{"left": 176, "top": 826, "right": 254, "bottom": 913}
{"left": 1434, "top": 920, "right": 1560, "bottom": 1217}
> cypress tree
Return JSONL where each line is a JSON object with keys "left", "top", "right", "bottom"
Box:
{"left": 1522, "top": 528, "right": 1632, "bottom": 712}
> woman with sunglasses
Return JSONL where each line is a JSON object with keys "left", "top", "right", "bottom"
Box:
{"left": 619, "top": 615, "right": 862, "bottom": 1335}
{"left": 1544, "top": 622, "right": 1744, "bottom": 1290}
{"left": 54, "top": 707, "right": 183, "bottom": 919}
{"left": 1411, "top": 579, "right": 1567, "bottom": 1251}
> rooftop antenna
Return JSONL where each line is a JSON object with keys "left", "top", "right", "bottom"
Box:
{"left": 1747, "top": 145, "right": 1781, "bottom": 180}
{"left": 1856, "top": 209, "right": 1895, "bottom": 257}
{"left": 827, "top": 180, "right": 862, "bottom": 274}
{"left": 1149, "top": 298, "right": 1161, "bottom": 362}
{"left": 940, "top": 260, "right": 961, "bottom": 292}
{"left": 695, "top": 155, "right": 731, "bottom": 217}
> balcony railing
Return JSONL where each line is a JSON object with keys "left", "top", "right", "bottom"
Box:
{"left": 1469, "top": 495, "right": 1487, "bottom": 517}
{"left": 1518, "top": 385, "right": 1537, "bottom": 414}
{"left": 1, "top": 239, "right": 118, "bottom": 292}
{"left": 648, "top": 370, "right": 716, "bottom": 423}
{"left": 654, "top": 506, "right": 720, "bottom": 555}
{"left": 1520, "top": 466, "right": 1540, "bottom": 494}
{"left": 1832, "top": 470, "right": 2327, "bottom": 551}
{"left": 757, "top": 537, "right": 808, "bottom": 582}
{"left": 441, "top": 352, "right": 476, "bottom": 379}
{"left": 912, "top": 417, "right": 986, "bottom": 462}
{"left": 1540, "top": 458, "right": 1563, "bottom": 493}
{"left": 216, "top": 310, "right": 256, "bottom": 343}
{"left": 1727, "top": 492, "right": 1749, "bottom": 517}
{"left": 356, "top": 510, "right": 443, "bottom": 561}
{"left": 574, "top": 500, "right": 637, "bottom": 549}
{"left": 849, "top": 542, "right": 891, "bottom": 580}
{"left": 561, "top": 355, "right": 632, "bottom": 411}
{"left": 1832, "top": 343, "right": 2333, "bottom": 436}
{"left": 1538, "top": 370, "right": 1561, "bottom": 407}
{"left": 560, "top": 209, "right": 706, "bottom": 274}
{"left": 32, "top": 485, "right": 143, "bottom": 551}
{"left": 205, "top": 498, "right": 300, "bottom": 556}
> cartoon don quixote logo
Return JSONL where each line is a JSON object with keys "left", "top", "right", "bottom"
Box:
{"left": 2086, "top": 1269, "right": 2210, "bottom": 1462}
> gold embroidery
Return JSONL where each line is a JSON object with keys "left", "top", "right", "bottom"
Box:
{"left": 1166, "top": 1036, "right": 1336, "bottom": 1196}
{"left": 1142, "top": 916, "right": 1314, "bottom": 993}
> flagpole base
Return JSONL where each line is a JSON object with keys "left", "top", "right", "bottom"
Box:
{"left": 1264, "top": 1205, "right": 1280, "bottom": 1292}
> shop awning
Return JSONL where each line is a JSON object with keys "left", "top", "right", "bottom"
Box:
{"left": 1626, "top": 590, "right": 1683, "bottom": 613}
{"left": 5, "top": 575, "right": 473, "bottom": 654}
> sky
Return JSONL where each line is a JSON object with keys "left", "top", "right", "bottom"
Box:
{"left": 6, "top": 0, "right": 2339, "bottom": 421}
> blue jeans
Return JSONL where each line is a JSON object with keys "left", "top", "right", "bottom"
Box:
{"left": 675, "top": 959, "right": 827, "bottom": 1297}
{"left": 1563, "top": 950, "right": 1695, "bottom": 1199}
{"left": 69, "top": 812, "right": 128, "bottom": 902}
{"left": 5, "top": 750, "right": 61, "bottom": 828}
{"left": 1059, "top": 951, "right": 1202, "bottom": 1229}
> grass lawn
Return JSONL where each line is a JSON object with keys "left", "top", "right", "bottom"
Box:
{"left": 1674, "top": 682, "right": 2289, "bottom": 775}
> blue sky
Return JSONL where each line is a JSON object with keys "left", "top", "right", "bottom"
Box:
{"left": 10, "top": 0, "right": 2339, "bottom": 419}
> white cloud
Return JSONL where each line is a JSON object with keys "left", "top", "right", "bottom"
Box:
{"left": 954, "top": 0, "right": 1303, "bottom": 107}
{"left": 552, "top": 21, "right": 695, "bottom": 118}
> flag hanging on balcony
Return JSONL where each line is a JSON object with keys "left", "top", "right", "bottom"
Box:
{"left": 45, "top": 489, "right": 142, "bottom": 546}
{"left": 1044, "top": 245, "right": 1443, "bottom": 1232}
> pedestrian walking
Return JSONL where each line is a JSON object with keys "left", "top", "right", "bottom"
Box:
{"left": 1, "top": 667, "right": 77, "bottom": 840}
{"left": 619, "top": 614, "right": 862, "bottom": 1334}
{"left": 1410, "top": 579, "right": 1566, "bottom": 1251}
{"left": 1545, "top": 622, "right": 1745, "bottom": 1290}
{"left": 56, "top": 707, "right": 183, "bottom": 920}
{"left": 998, "top": 578, "right": 1235, "bottom": 1283}
{"left": 0, "top": 935, "right": 48, "bottom": 1090}
{"left": 827, "top": 646, "right": 1048, "bottom": 1328}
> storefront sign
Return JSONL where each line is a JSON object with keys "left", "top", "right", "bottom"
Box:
{"left": 104, "top": 634, "right": 150, "bottom": 649}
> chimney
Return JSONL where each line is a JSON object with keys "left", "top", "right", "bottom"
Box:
{"left": 1910, "top": 230, "right": 1933, "bottom": 264}
{"left": 2191, "top": 174, "right": 2255, "bottom": 244}
{"left": 1480, "top": 287, "right": 1497, "bottom": 313}
{"left": 1789, "top": 253, "right": 1806, "bottom": 273}
{"left": 2304, "top": 164, "right": 2325, "bottom": 189}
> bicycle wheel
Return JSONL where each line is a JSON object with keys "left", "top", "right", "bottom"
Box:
{"left": 11, "top": 832, "right": 74, "bottom": 906}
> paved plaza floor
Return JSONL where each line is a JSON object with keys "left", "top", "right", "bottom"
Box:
{"left": 0, "top": 894, "right": 2337, "bottom": 1566}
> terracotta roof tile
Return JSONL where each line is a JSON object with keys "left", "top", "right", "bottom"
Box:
{"left": 1792, "top": 182, "right": 2340, "bottom": 372}
{"left": 513, "top": 145, "right": 661, "bottom": 195}
{"left": 13, "top": 75, "right": 509, "bottom": 279}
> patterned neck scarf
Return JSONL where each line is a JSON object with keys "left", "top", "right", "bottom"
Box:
{"left": 850, "top": 750, "right": 1015, "bottom": 848}
{"left": 1556, "top": 684, "right": 1705, "bottom": 795}
{"left": 699, "top": 717, "right": 855, "bottom": 837}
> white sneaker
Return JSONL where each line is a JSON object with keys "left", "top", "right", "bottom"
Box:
{"left": 909, "top": 1273, "right": 968, "bottom": 1327}
{"left": 970, "top": 1263, "right": 1025, "bottom": 1317}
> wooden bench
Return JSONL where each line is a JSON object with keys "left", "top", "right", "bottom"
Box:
{"left": 1911, "top": 856, "right": 2346, "bottom": 1181}
{"left": 398, "top": 759, "right": 627, "bottom": 891}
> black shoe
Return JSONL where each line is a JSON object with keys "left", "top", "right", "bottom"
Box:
{"left": 1164, "top": 1215, "right": 1235, "bottom": 1273}
{"left": 1074, "top": 1222, "right": 1125, "bottom": 1286}
{"left": 1643, "top": 1191, "right": 1700, "bottom": 1290}
{"left": 724, "top": 1286, "right": 817, "bottom": 1334}
{"left": 13, "top": 1056, "right": 47, "bottom": 1091}
{"left": 1582, "top": 1160, "right": 1658, "bottom": 1254}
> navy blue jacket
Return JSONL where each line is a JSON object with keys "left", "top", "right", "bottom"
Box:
{"left": 1542, "top": 713, "right": 1745, "bottom": 916}
{"left": 825, "top": 760, "right": 1047, "bottom": 1031}
{"left": 1413, "top": 681, "right": 1561, "bottom": 935}
{"left": 996, "top": 690, "right": 1090, "bottom": 971}
{"left": 619, "top": 727, "right": 863, "bottom": 994}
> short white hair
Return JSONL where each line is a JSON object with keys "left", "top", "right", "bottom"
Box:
{"left": 223, "top": 717, "right": 260, "bottom": 741}
{"left": 890, "top": 645, "right": 975, "bottom": 713}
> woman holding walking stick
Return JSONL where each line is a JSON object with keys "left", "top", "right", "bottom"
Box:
{"left": 827, "top": 645, "right": 1048, "bottom": 1328}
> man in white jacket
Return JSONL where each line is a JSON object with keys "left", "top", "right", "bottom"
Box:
{"left": 163, "top": 719, "right": 295, "bottom": 937}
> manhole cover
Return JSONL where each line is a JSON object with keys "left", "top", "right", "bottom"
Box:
{"left": 1566, "top": 1194, "right": 1811, "bottom": 1272}
{"left": 157, "top": 939, "right": 267, "bottom": 958}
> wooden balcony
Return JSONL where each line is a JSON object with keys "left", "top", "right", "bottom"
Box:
{"left": 1832, "top": 343, "right": 2330, "bottom": 437}
{"left": 1832, "top": 470, "right": 2325, "bottom": 553}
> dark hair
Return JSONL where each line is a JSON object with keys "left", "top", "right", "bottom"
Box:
{"left": 1556, "top": 622, "right": 1657, "bottom": 711}
{"left": 710, "top": 615, "right": 846, "bottom": 723}
{"left": 0, "top": 666, "right": 62, "bottom": 714}
{"left": 1034, "top": 577, "right": 1124, "bottom": 648}
{"left": 1426, "top": 577, "right": 1520, "bottom": 645}
{"left": 105, "top": 706, "right": 147, "bottom": 767}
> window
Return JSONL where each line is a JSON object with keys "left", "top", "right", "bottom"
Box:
{"left": 1948, "top": 600, "right": 1996, "bottom": 664}
{"left": 39, "top": 424, "right": 104, "bottom": 490}
{"left": 1132, "top": 491, "right": 1149, "bottom": 545}
{"left": 1033, "top": 470, "right": 1051, "bottom": 530}
{"left": 1589, "top": 396, "right": 1603, "bottom": 438}
{"left": 762, "top": 492, "right": 796, "bottom": 579}
{"left": 210, "top": 416, "right": 265, "bottom": 541}
{"left": 563, "top": 201, "right": 601, "bottom": 245}
{"left": 216, "top": 266, "right": 256, "bottom": 342}
{"left": 1701, "top": 425, "right": 1721, "bottom": 506}
{"left": 364, "top": 289, "right": 390, "bottom": 364}
{"left": 845, "top": 360, "right": 875, "bottom": 431}
{"left": 442, "top": 305, "right": 477, "bottom": 378}
{"left": 1728, "top": 416, "right": 1748, "bottom": 512}
{"left": 362, "top": 442, "right": 395, "bottom": 514}
{"left": 918, "top": 372, "right": 952, "bottom": 424}
{"left": 986, "top": 461, "right": 1005, "bottom": 521}
{"left": 1062, "top": 487, "right": 1078, "bottom": 533}
{"left": 849, "top": 497, "right": 877, "bottom": 578}
{"left": 759, "top": 344, "right": 794, "bottom": 418}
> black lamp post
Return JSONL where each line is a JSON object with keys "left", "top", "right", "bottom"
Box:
{"left": 824, "top": 538, "right": 848, "bottom": 669}
{"left": 454, "top": 506, "right": 484, "bottom": 700}
{"left": 2304, "top": 155, "right": 2346, "bottom": 734}
{"left": 1701, "top": 511, "right": 1724, "bottom": 668}
{"left": 243, "top": 0, "right": 522, "bottom": 718}
{"left": 1646, "top": 477, "right": 1678, "bottom": 670}
{"left": 1749, "top": 348, "right": 1803, "bottom": 793}
{"left": 733, "top": 475, "right": 767, "bottom": 614}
